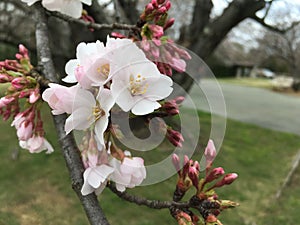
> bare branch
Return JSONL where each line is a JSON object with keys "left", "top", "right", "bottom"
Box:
{"left": 252, "top": 15, "right": 300, "bottom": 34}
{"left": 47, "top": 10, "right": 140, "bottom": 32}
{"left": 262, "top": 0, "right": 274, "bottom": 20}
{"left": 107, "top": 183, "right": 190, "bottom": 209}
{"left": 33, "top": 3, "right": 110, "bottom": 225}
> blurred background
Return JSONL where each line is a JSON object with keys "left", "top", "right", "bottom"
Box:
{"left": 0, "top": 0, "right": 300, "bottom": 224}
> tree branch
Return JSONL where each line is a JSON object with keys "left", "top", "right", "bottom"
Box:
{"left": 251, "top": 15, "right": 300, "bottom": 34}
{"left": 107, "top": 183, "right": 189, "bottom": 209}
{"left": 47, "top": 11, "right": 140, "bottom": 32}
{"left": 34, "top": 3, "right": 110, "bottom": 225}
{"left": 188, "top": 0, "right": 213, "bottom": 43}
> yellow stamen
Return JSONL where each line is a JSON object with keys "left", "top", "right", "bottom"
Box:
{"left": 93, "top": 102, "right": 105, "bottom": 121}
{"left": 129, "top": 74, "right": 149, "bottom": 96}
{"left": 97, "top": 64, "right": 110, "bottom": 78}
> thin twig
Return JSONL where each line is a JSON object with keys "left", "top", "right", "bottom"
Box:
{"left": 107, "top": 183, "right": 190, "bottom": 209}
{"left": 251, "top": 15, "right": 300, "bottom": 34}
{"left": 47, "top": 10, "right": 140, "bottom": 32}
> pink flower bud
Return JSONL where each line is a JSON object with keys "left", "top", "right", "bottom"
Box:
{"left": 193, "top": 161, "right": 200, "bottom": 171}
{"left": 11, "top": 113, "right": 26, "bottom": 128}
{"left": 152, "top": 38, "right": 161, "bottom": 46}
{"left": 170, "top": 58, "right": 186, "bottom": 73}
{"left": 19, "top": 90, "right": 31, "bottom": 98}
{"left": 188, "top": 165, "right": 199, "bottom": 188}
{"left": 175, "top": 47, "right": 192, "bottom": 60}
{"left": 204, "top": 139, "right": 217, "bottom": 167}
{"left": 151, "top": 0, "right": 158, "bottom": 8}
{"left": 175, "top": 96, "right": 185, "bottom": 104}
{"left": 29, "top": 89, "right": 40, "bottom": 104}
{"left": 167, "top": 128, "right": 184, "bottom": 147}
{"left": 141, "top": 37, "right": 150, "bottom": 51}
{"left": 165, "top": 0, "right": 171, "bottom": 10}
{"left": 0, "top": 96, "right": 15, "bottom": 108}
{"left": 17, "top": 121, "right": 33, "bottom": 141}
{"left": 205, "top": 167, "right": 225, "bottom": 183}
{"left": 148, "top": 24, "right": 164, "bottom": 39}
{"left": 15, "top": 53, "right": 23, "bottom": 60}
{"left": 0, "top": 74, "right": 11, "bottom": 83}
{"left": 151, "top": 47, "right": 160, "bottom": 59}
{"left": 206, "top": 214, "right": 218, "bottom": 223}
{"left": 182, "top": 155, "right": 190, "bottom": 177}
{"left": 157, "top": 0, "right": 165, "bottom": 4}
{"left": 19, "top": 44, "right": 29, "bottom": 59}
{"left": 145, "top": 3, "right": 154, "bottom": 13}
{"left": 172, "top": 154, "right": 181, "bottom": 173}
{"left": 3, "top": 108, "right": 12, "bottom": 121}
{"left": 12, "top": 77, "right": 27, "bottom": 90}
{"left": 215, "top": 173, "right": 238, "bottom": 188}
{"left": 157, "top": 6, "right": 167, "bottom": 14}
{"left": 162, "top": 100, "right": 179, "bottom": 116}
{"left": 2, "top": 60, "right": 19, "bottom": 71}
{"left": 164, "top": 18, "right": 175, "bottom": 30}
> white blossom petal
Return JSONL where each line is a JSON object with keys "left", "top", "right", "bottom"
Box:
{"left": 81, "top": 0, "right": 92, "bottom": 6}
{"left": 94, "top": 117, "right": 108, "bottom": 146}
{"left": 21, "top": 0, "right": 39, "bottom": 6}
{"left": 63, "top": 59, "right": 79, "bottom": 83}
{"left": 65, "top": 108, "right": 93, "bottom": 134}
{"left": 60, "top": 0, "right": 83, "bottom": 18}
{"left": 131, "top": 99, "right": 161, "bottom": 115}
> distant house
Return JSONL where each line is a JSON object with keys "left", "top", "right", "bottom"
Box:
{"left": 231, "top": 61, "right": 255, "bottom": 78}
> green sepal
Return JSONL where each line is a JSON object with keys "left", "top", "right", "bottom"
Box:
{"left": 6, "top": 70, "right": 24, "bottom": 77}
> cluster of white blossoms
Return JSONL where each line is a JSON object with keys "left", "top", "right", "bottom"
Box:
{"left": 21, "top": 0, "right": 92, "bottom": 18}
{"left": 42, "top": 36, "right": 173, "bottom": 195}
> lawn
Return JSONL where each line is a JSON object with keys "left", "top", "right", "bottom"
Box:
{"left": 0, "top": 106, "right": 299, "bottom": 225}
{"left": 218, "top": 77, "right": 274, "bottom": 89}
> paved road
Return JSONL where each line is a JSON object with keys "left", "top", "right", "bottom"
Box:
{"left": 183, "top": 79, "right": 300, "bottom": 136}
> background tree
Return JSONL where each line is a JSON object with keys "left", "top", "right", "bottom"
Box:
{"left": 1, "top": 0, "right": 300, "bottom": 92}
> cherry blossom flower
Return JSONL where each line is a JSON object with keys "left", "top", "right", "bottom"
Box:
{"left": 110, "top": 155, "right": 146, "bottom": 192}
{"left": 63, "top": 41, "right": 106, "bottom": 88}
{"left": 81, "top": 164, "right": 114, "bottom": 195}
{"left": 64, "top": 87, "right": 114, "bottom": 146}
{"left": 85, "top": 38, "right": 147, "bottom": 87}
{"left": 110, "top": 60, "right": 173, "bottom": 115}
{"left": 19, "top": 135, "right": 54, "bottom": 154}
{"left": 81, "top": 143, "right": 114, "bottom": 196}
{"left": 21, "top": 0, "right": 92, "bottom": 18}
{"left": 42, "top": 83, "right": 81, "bottom": 115}
{"left": 63, "top": 37, "right": 146, "bottom": 89}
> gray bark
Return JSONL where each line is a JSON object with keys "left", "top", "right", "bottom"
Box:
{"left": 34, "top": 4, "right": 110, "bottom": 225}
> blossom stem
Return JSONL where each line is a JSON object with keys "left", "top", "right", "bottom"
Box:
{"left": 107, "top": 183, "right": 190, "bottom": 209}
{"left": 47, "top": 11, "right": 140, "bottom": 32}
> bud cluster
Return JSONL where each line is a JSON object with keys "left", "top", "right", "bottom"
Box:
{"left": 139, "top": 0, "right": 191, "bottom": 76}
{"left": 111, "top": 0, "right": 191, "bottom": 76}
{"left": 171, "top": 140, "right": 239, "bottom": 225}
{"left": 0, "top": 45, "right": 53, "bottom": 154}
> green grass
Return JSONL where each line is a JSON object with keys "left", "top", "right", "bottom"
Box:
{"left": 0, "top": 107, "right": 299, "bottom": 225}
{"left": 218, "top": 77, "right": 273, "bottom": 89}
